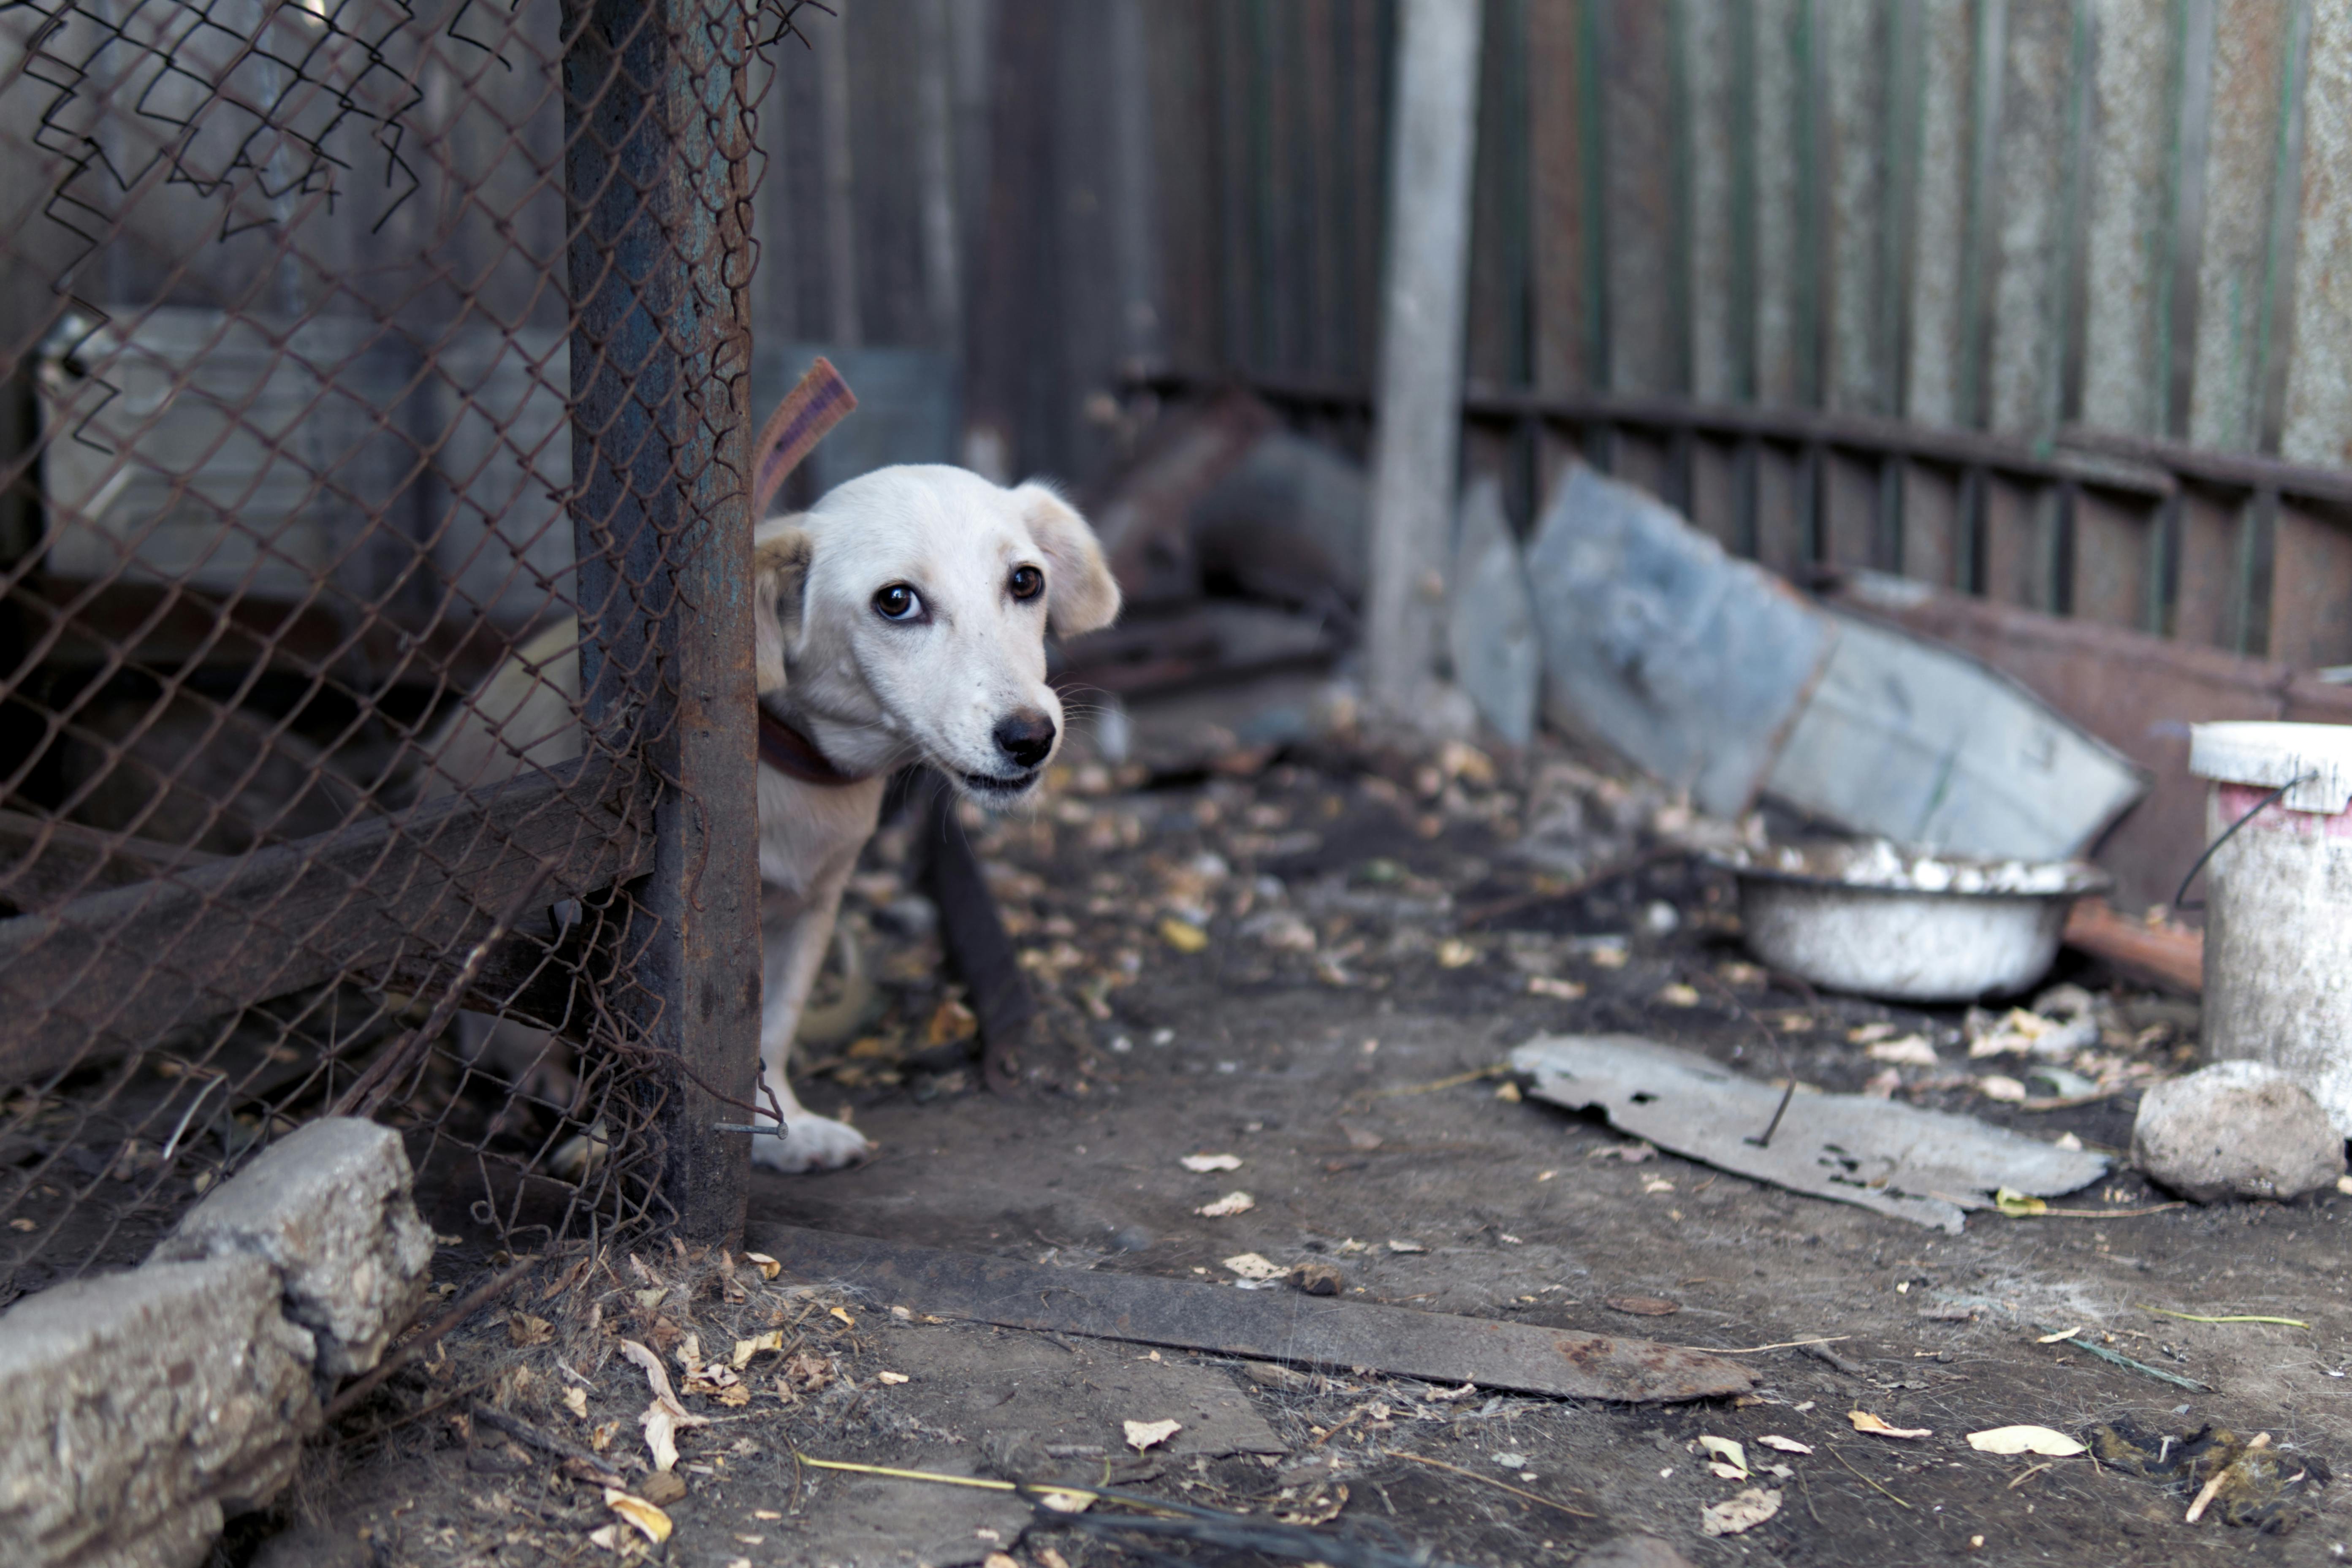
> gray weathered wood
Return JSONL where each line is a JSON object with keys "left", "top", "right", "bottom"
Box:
{"left": 0, "top": 757, "right": 651, "bottom": 1087}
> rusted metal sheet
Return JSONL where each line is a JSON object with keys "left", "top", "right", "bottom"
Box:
{"left": 2265, "top": 498, "right": 2352, "bottom": 670}
{"left": 2171, "top": 483, "right": 2251, "bottom": 651}
{"left": 2283, "top": 5, "right": 2352, "bottom": 468}
{"left": 1685, "top": 434, "right": 1745, "bottom": 554}
{"left": 751, "top": 1223, "right": 1756, "bottom": 1404}
{"left": 1751, "top": 440, "right": 1811, "bottom": 580}
{"left": 1897, "top": 459, "right": 1963, "bottom": 588}
{"left": 2068, "top": 487, "right": 2161, "bottom": 631}
{"left": 1979, "top": 474, "right": 2056, "bottom": 610}
{"left": 1600, "top": 0, "right": 1676, "bottom": 397}
{"left": 1820, "top": 449, "right": 1883, "bottom": 571}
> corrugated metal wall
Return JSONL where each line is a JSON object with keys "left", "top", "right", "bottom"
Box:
{"left": 817, "top": 0, "right": 2352, "bottom": 670}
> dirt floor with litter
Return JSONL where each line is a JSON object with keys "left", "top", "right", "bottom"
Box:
{"left": 257, "top": 720, "right": 2352, "bottom": 1567}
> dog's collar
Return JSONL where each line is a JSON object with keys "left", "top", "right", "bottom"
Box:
{"left": 756, "top": 707, "right": 873, "bottom": 787}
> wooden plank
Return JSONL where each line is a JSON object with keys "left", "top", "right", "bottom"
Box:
{"left": 0, "top": 812, "right": 220, "bottom": 915}
{"left": 1608, "top": 426, "right": 1673, "bottom": 505}
{"left": 564, "top": 0, "right": 765, "bottom": 1242}
{"left": 1896, "top": 458, "right": 1961, "bottom": 589}
{"left": 2069, "top": 486, "right": 2160, "bottom": 632}
{"left": 2172, "top": 482, "right": 2247, "bottom": 648}
{"left": 0, "top": 757, "right": 652, "bottom": 1087}
{"left": 2266, "top": 498, "right": 2352, "bottom": 670}
{"left": 751, "top": 1223, "right": 1756, "bottom": 1403}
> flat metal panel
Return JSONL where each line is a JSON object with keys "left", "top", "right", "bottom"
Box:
{"left": 1686, "top": 433, "right": 1745, "bottom": 554}
{"left": 1752, "top": 438, "right": 1811, "bottom": 578}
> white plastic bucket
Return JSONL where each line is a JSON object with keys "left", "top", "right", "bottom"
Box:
{"left": 2188, "top": 722, "right": 2352, "bottom": 1137}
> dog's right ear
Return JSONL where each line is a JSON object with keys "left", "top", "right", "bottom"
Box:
{"left": 752, "top": 526, "right": 814, "bottom": 693}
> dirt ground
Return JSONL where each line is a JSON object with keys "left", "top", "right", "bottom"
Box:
{"left": 258, "top": 718, "right": 2352, "bottom": 1567}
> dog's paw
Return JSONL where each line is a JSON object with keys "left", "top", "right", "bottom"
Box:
{"left": 749, "top": 1114, "right": 874, "bottom": 1173}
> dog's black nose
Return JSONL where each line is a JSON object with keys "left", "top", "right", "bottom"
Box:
{"left": 993, "top": 710, "right": 1056, "bottom": 769}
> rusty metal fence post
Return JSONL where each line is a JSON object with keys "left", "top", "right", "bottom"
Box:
{"left": 564, "top": 0, "right": 762, "bottom": 1244}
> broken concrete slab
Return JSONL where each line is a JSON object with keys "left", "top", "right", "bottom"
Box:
{"left": 0, "top": 1254, "right": 317, "bottom": 1568}
{"left": 1448, "top": 476, "right": 1539, "bottom": 746}
{"left": 2131, "top": 1060, "right": 2346, "bottom": 1203}
{"left": 1762, "top": 609, "right": 2149, "bottom": 863}
{"left": 1509, "top": 1035, "right": 2109, "bottom": 1233}
{"left": 152, "top": 1117, "right": 433, "bottom": 1381}
{"left": 753, "top": 1223, "right": 1753, "bottom": 1403}
{"left": 1525, "top": 464, "right": 1836, "bottom": 817}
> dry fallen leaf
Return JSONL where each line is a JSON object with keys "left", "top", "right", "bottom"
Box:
{"left": 1385, "top": 1239, "right": 1426, "bottom": 1254}
{"left": 1125, "top": 1419, "right": 1183, "bottom": 1452}
{"left": 2035, "top": 1325, "right": 2079, "bottom": 1344}
{"left": 603, "top": 1488, "right": 673, "bottom": 1546}
{"left": 1966, "top": 1425, "right": 2086, "bottom": 1457}
{"left": 1436, "top": 938, "right": 1478, "bottom": 969}
{"left": 1181, "top": 1153, "right": 1242, "bottom": 1172}
{"left": 875, "top": 1371, "right": 910, "bottom": 1385}
{"left": 619, "top": 1338, "right": 709, "bottom": 1471}
{"left": 1196, "top": 1191, "right": 1256, "bottom": 1217}
{"left": 741, "top": 1251, "right": 782, "bottom": 1280}
{"left": 1849, "top": 1411, "right": 1932, "bottom": 1440}
{"left": 1526, "top": 975, "right": 1587, "bottom": 1000}
{"left": 984, "top": 1555, "right": 1020, "bottom": 1568}
{"left": 1159, "top": 917, "right": 1210, "bottom": 953}
{"left": 1698, "top": 1435, "right": 1748, "bottom": 1479}
{"left": 1757, "top": 1434, "right": 1812, "bottom": 1454}
{"left": 829, "top": 1306, "right": 857, "bottom": 1329}
{"left": 563, "top": 1386, "right": 589, "bottom": 1419}
{"left": 1978, "top": 1075, "right": 2029, "bottom": 1103}
{"left": 1222, "top": 1252, "right": 1286, "bottom": 1281}
{"left": 507, "top": 1312, "right": 553, "bottom": 1347}
{"left": 1700, "top": 1487, "right": 1782, "bottom": 1537}
{"left": 1035, "top": 1490, "right": 1093, "bottom": 1515}
{"left": 732, "top": 1329, "right": 786, "bottom": 1369}
{"left": 1657, "top": 982, "right": 1702, "bottom": 1007}
{"left": 1865, "top": 1034, "right": 1940, "bottom": 1067}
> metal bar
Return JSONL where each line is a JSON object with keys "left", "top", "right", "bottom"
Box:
{"left": 2058, "top": 422, "right": 2352, "bottom": 504}
{"left": 563, "top": 0, "right": 762, "bottom": 1243}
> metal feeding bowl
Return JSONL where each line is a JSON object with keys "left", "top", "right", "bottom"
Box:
{"left": 1714, "top": 840, "right": 2111, "bottom": 1004}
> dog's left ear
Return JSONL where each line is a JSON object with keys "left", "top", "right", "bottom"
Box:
{"left": 752, "top": 526, "right": 814, "bottom": 693}
{"left": 1014, "top": 482, "right": 1121, "bottom": 636}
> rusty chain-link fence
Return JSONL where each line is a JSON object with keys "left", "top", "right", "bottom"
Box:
{"left": 0, "top": 0, "right": 809, "bottom": 1302}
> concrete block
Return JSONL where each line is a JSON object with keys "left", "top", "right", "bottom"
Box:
{"left": 152, "top": 1117, "right": 432, "bottom": 1379}
{"left": 0, "top": 1256, "right": 317, "bottom": 1568}
{"left": 2132, "top": 1060, "right": 2348, "bottom": 1203}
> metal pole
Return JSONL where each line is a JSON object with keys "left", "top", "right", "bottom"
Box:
{"left": 563, "top": 0, "right": 762, "bottom": 1244}
{"left": 1365, "top": 0, "right": 1483, "bottom": 720}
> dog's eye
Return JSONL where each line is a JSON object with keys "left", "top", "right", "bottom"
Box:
{"left": 872, "top": 584, "right": 922, "bottom": 621}
{"left": 1009, "top": 565, "right": 1044, "bottom": 602}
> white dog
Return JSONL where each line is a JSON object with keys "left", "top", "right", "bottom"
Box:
{"left": 426, "top": 464, "right": 1120, "bottom": 1170}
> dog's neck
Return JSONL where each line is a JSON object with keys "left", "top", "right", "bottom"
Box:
{"left": 756, "top": 706, "right": 874, "bottom": 787}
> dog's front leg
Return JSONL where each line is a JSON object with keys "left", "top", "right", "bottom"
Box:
{"left": 749, "top": 869, "right": 875, "bottom": 1172}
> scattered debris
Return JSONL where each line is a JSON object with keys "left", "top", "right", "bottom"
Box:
{"left": 2032, "top": 1323, "right": 2211, "bottom": 1392}
{"left": 1180, "top": 1153, "right": 1242, "bottom": 1172}
{"left": 1511, "top": 1035, "right": 2108, "bottom": 1231}
{"left": 1849, "top": 1411, "right": 1933, "bottom": 1440}
{"left": 1291, "top": 1262, "right": 1345, "bottom": 1297}
{"left": 1221, "top": 1253, "right": 1285, "bottom": 1282}
{"left": 1697, "top": 1435, "right": 1748, "bottom": 1479}
{"left": 1967, "top": 1426, "right": 2087, "bottom": 1457}
{"left": 2132, "top": 1061, "right": 2346, "bottom": 1202}
{"left": 1196, "top": 1191, "right": 1256, "bottom": 1217}
{"left": 1756, "top": 1435, "right": 1812, "bottom": 1455}
{"left": 1698, "top": 1487, "right": 1782, "bottom": 1537}
{"left": 1603, "top": 1296, "right": 1680, "bottom": 1317}
{"left": 2140, "top": 1305, "right": 2309, "bottom": 1328}
{"left": 602, "top": 1488, "right": 673, "bottom": 1546}
{"left": 2089, "top": 1419, "right": 2329, "bottom": 1530}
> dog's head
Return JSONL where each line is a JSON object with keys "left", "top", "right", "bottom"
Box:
{"left": 752, "top": 464, "right": 1120, "bottom": 798}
